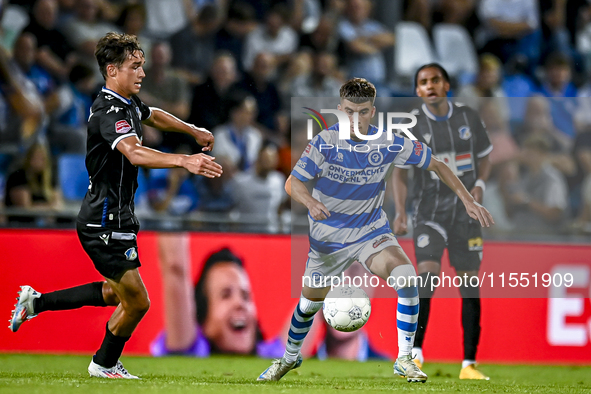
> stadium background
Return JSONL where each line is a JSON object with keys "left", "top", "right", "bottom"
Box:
{"left": 0, "top": 0, "right": 590, "bottom": 366}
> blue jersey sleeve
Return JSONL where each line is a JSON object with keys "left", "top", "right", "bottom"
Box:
{"left": 389, "top": 135, "right": 432, "bottom": 169}
{"left": 291, "top": 133, "right": 327, "bottom": 182}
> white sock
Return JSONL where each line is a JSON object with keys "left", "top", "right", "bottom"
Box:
{"left": 412, "top": 347, "right": 424, "bottom": 364}
{"left": 462, "top": 360, "right": 476, "bottom": 369}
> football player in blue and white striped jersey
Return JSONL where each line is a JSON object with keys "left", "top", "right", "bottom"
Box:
{"left": 258, "top": 78, "right": 493, "bottom": 383}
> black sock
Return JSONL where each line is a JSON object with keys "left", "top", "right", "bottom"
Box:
{"left": 460, "top": 284, "right": 481, "bottom": 360}
{"left": 34, "top": 282, "right": 107, "bottom": 314}
{"left": 415, "top": 272, "right": 435, "bottom": 348}
{"left": 93, "top": 323, "right": 130, "bottom": 368}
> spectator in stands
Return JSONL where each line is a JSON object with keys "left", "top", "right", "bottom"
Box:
{"left": 215, "top": 1, "right": 258, "bottom": 73}
{"left": 169, "top": 4, "right": 223, "bottom": 85}
{"left": 238, "top": 52, "right": 281, "bottom": 132}
{"left": 47, "top": 63, "right": 95, "bottom": 154}
{"left": 299, "top": 14, "right": 347, "bottom": 67}
{"left": 229, "top": 142, "right": 287, "bottom": 233}
{"left": 504, "top": 134, "right": 569, "bottom": 233}
{"left": 338, "top": 0, "right": 395, "bottom": 87}
{"left": 0, "top": 45, "right": 44, "bottom": 151}
{"left": 138, "top": 41, "right": 190, "bottom": 148}
{"left": 536, "top": 52, "right": 578, "bottom": 140}
{"left": 115, "top": 4, "right": 152, "bottom": 64}
{"left": 143, "top": 0, "right": 195, "bottom": 40}
{"left": 61, "top": 0, "right": 118, "bottom": 83}
{"left": 404, "top": 0, "right": 478, "bottom": 36}
{"left": 151, "top": 246, "right": 284, "bottom": 357}
{"left": 148, "top": 145, "right": 200, "bottom": 218}
{"left": 457, "top": 53, "right": 509, "bottom": 121}
{"left": 277, "top": 50, "right": 313, "bottom": 104}
{"left": 517, "top": 96, "right": 575, "bottom": 176}
{"left": 212, "top": 91, "right": 263, "bottom": 172}
{"left": 292, "top": 51, "right": 342, "bottom": 98}
{"left": 477, "top": 0, "right": 541, "bottom": 72}
{"left": 12, "top": 32, "right": 54, "bottom": 97}
{"left": 4, "top": 141, "right": 62, "bottom": 223}
{"left": 187, "top": 52, "right": 239, "bottom": 134}
{"left": 22, "top": 0, "right": 76, "bottom": 81}
{"left": 195, "top": 155, "right": 235, "bottom": 214}
{"left": 242, "top": 4, "right": 299, "bottom": 70}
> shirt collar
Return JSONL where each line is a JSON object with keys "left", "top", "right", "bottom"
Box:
{"left": 101, "top": 87, "right": 131, "bottom": 105}
{"left": 422, "top": 101, "right": 453, "bottom": 121}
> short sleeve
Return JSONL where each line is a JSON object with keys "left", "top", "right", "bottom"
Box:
{"left": 99, "top": 108, "right": 138, "bottom": 150}
{"left": 390, "top": 136, "right": 432, "bottom": 169}
{"left": 291, "top": 133, "right": 327, "bottom": 182}
{"left": 132, "top": 95, "right": 152, "bottom": 121}
{"left": 471, "top": 111, "right": 493, "bottom": 158}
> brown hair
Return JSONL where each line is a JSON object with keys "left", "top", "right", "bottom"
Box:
{"left": 95, "top": 32, "right": 144, "bottom": 80}
{"left": 340, "top": 77, "right": 376, "bottom": 105}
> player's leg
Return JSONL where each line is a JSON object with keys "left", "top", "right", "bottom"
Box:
{"left": 257, "top": 284, "right": 328, "bottom": 381}
{"left": 448, "top": 221, "right": 488, "bottom": 380}
{"left": 361, "top": 234, "right": 426, "bottom": 383}
{"left": 9, "top": 281, "right": 119, "bottom": 332}
{"left": 412, "top": 224, "right": 446, "bottom": 366}
{"left": 89, "top": 267, "right": 149, "bottom": 379}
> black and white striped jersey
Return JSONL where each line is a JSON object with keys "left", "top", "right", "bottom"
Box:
{"left": 403, "top": 101, "right": 493, "bottom": 225}
{"left": 77, "top": 87, "right": 152, "bottom": 228}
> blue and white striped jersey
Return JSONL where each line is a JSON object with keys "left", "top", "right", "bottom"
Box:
{"left": 292, "top": 123, "right": 432, "bottom": 254}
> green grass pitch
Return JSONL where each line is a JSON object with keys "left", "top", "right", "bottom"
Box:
{"left": 0, "top": 354, "right": 590, "bottom": 393}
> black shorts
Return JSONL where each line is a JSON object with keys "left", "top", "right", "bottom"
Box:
{"left": 413, "top": 220, "right": 483, "bottom": 272}
{"left": 76, "top": 221, "right": 142, "bottom": 280}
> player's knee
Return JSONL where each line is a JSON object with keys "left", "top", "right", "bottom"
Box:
{"left": 102, "top": 282, "right": 120, "bottom": 306}
{"left": 418, "top": 272, "right": 436, "bottom": 298}
{"left": 124, "top": 294, "right": 150, "bottom": 320}
{"left": 459, "top": 277, "right": 480, "bottom": 299}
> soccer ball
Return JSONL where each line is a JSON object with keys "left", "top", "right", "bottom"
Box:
{"left": 322, "top": 285, "right": 371, "bottom": 332}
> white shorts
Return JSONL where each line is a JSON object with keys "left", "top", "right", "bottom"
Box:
{"left": 302, "top": 232, "right": 400, "bottom": 289}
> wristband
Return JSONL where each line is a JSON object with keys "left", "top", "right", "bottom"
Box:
{"left": 475, "top": 179, "right": 486, "bottom": 192}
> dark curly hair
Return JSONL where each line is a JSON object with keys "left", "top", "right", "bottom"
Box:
{"left": 95, "top": 32, "right": 144, "bottom": 80}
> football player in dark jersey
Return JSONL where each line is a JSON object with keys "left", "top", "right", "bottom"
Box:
{"left": 9, "top": 32, "right": 223, "bottom": 379}
{"left": 392, "top": 64, "right": 493, "bottom": 380}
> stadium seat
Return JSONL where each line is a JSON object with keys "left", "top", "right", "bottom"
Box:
{"left": 58, "top": 154, "right": 88, "bottom": 201}
{"left": 394, "top": 22, "right": 436, "bottom": 87}
{"left": 432, "top": 23, "right": 478, "bottom": 79}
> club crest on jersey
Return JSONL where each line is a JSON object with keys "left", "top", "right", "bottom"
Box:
{"left": 115, "top": 120, "right": 132, "bottom": 134}
{"left": 417, "top": 234, "right": 430, "bottom": 248}
{"left": 337, "top": 152, "right": 344, "bottom": 162}
{"left": 125, "top": 247, "right": 138, "bottom": 260}
{"left": 368, "top": 150, "right": 383, "bottom": 166}
{"left": 458, "top": 126, "right": 471, "bottom": 140}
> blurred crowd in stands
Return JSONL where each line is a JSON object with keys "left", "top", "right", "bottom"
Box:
{"left": 0, "top": 0, "right": 590, "bottom": 239}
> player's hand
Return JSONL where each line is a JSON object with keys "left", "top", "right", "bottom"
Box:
{"left": 470, "top": 186, "right": 483, "bottom": 204}
{"left": 464, "top": 199, "right": 494, "bottom": 228}
{"left": 181, "top": 153, "right": 223, "bottom": 178}
{"left": 306, "top": 199, "right": 331, "bottom": 221}
{"left": 393, "top": 212, "right": 408, "bottom": 236}
{"left": 189, "top": 125, "right": 215, "bottom": 152}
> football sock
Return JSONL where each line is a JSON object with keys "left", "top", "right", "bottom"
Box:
{"left": 283, "top": 296, "right": 323, "bottom": 364}
{"left": 462, "top": 360, "right": 476, "bottom": 369}
{"left": 415, "top": 272, "right": 435, "bottom": 349}
{"left": 459, "top": 283, "right": 481, "bottom": 361}
{"left": 390, "top": 265, "right": 419, "bottom": 358}
{"left": 34, "top": 282, "right": 107, "bottom": 314}
{"left": 93, "top": 323, "right": 130, "bottom": 368}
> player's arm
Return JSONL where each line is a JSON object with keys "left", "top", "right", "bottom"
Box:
{"left": 285, "top": 175, "right": 330, "bottom": 221}
{"left": 142, "top": 107, "right": 215, "bottom": 152}
{"left": 391, "top": 167, "right": 409, "bottom": 235}
{"left": 426, "top": 156, "right": 494, "bottom": 227}
{"left": 116, "top": 136, "right": 222, "bottom": 178}
{"left": 470, "top": 155, "right": 492, "bottom": 204}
